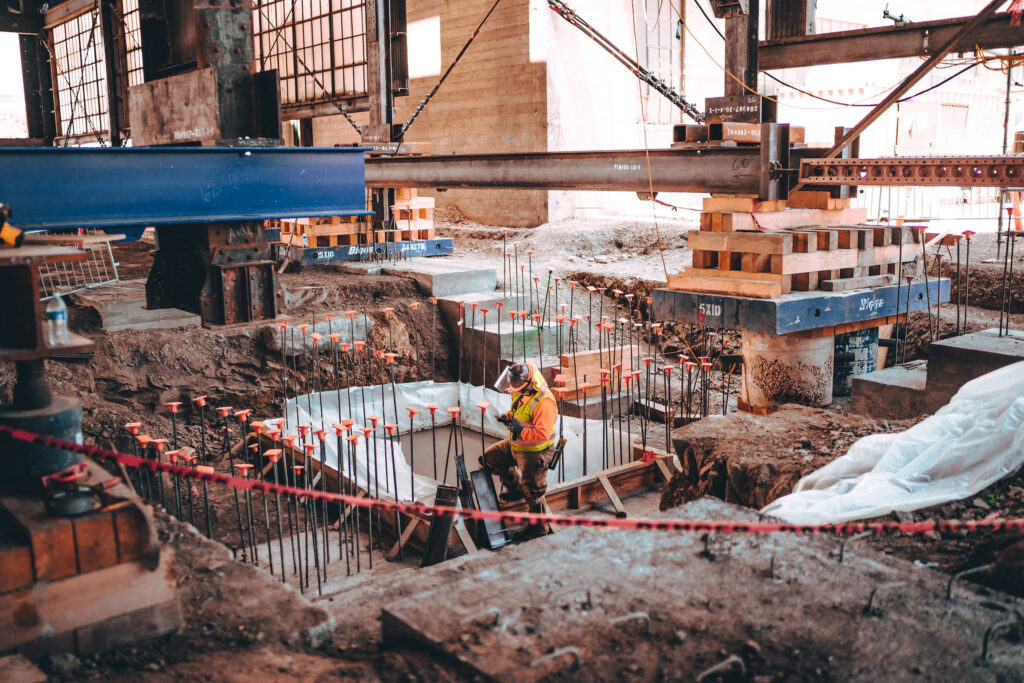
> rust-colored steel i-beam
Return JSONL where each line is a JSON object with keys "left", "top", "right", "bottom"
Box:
{"left": 799, "top": 157, "right": 1024, "bottom": 188}
{"left": 365, "top": 148, "right": 764, "bottom": 195}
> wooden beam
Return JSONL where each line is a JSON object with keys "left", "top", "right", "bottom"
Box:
{"left": 43, "top": 0, "right": 94, "bottom": 29}
{"left": 387, "top": 517, "right": 421, "bottom": 560}
{"left": 596, "top": 474, "right": 627, "bottom": 518}
{"left": 690, "top": 230, "right": 794, "bottom": 255}
{"left": 501, "top": 456, "right": 672, "bottom": 516}
{"left": 760, "top": 12, "right": 1024, "bottom": 70}
{"left": 821, "top": 274, "right": 897, "bottom": 291}
{"left": 0, "top": 552, "right": 178, "bottom": 653}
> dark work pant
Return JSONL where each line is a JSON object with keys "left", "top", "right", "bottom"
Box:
{"left": 482, "top": 438, "right": 554, "bottom": 503}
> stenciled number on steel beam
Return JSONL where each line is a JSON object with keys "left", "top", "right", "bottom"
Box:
{"left": 799, "top": 156, "right": 1024, "bottom": 188}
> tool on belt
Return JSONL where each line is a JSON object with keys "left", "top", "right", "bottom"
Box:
{"left": 0, "top": 204, "right": 24, "bottom": 248}
{"left": 42, "top": 462, "right": 120, "bottom": 517}
{"left": 547, "top": 438, "right": 567, "bottom": 472}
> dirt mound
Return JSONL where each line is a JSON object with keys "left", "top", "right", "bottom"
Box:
{"left": 947, "top": 264, "right": 1024, "bottom": 314}
{"left": 660, "top": 405, "right": 920, "bottom": 511}
{"left": 70, "top": 513, "right": 333, "bottom": 680}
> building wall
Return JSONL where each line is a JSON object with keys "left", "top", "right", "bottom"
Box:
{"left": 315, "top": 0, "right": 548, "bottom": 227}
{"left": 315, "top": 0, "right": 714, "bottom": 227}
{"left": 543, "top": 0, "right": 719, "bottom": 220}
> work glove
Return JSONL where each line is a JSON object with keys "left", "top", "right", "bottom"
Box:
{"left": 508, "top": 418, "right": 526, "bottom": 440}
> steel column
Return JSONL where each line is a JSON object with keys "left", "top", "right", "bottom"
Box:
{"left": 18, "top": 34, "right": 55, "bottom": 144}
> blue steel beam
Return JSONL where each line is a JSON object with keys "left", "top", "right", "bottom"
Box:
{"left": 282, "top": 238, "right": 456, "bottom": 266}
{"left": 652, "top": 279, "right": 950, "bottom": 335}
{"left": 0, "top": 147, "right": 371, "bottom": 230}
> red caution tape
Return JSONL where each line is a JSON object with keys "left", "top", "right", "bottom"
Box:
{"left": 4, "top": 425, "right": 1023, "bottom": 536}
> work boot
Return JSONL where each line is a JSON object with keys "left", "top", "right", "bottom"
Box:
{"left": 521, "top": 521, "right": 550, "bottom": 540}
{"left": 499, "top": 486, "right": 525, "bottom": 503}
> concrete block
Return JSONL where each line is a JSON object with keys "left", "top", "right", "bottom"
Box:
{"left": 74, "top": 281, "right": 200, "bottom": 332}
{"left": 460, "top": 321, "right": 561, "bottom": 386}
{"left": 436, "top": 291, "right": 517, "bottom": 334}
{"left": 380, "top": 498, "right": 1016, "bottom": 681}
{"left": 332, "top": 262, "right": 382, "bottom": 275}
{"left": 926, "top": 328, "right": 1024, "bottom": 397}
{"left": 382, "top": 260, "right": 497, "bottom": 297}
{"left": 850, "top": 363, "right": 945, "bottom": 419}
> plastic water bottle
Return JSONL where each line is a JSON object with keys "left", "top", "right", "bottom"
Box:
{"left": 46, "top": 293, "right": 69, "bottom": 347}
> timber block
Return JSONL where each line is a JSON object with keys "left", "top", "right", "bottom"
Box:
{"left": 632, "top": 398, "right": 689, "bottom": 427}
{"left": 786, "top": 191, "right": 851, "bottom": 210}
{"left": 0, "top": 550, "right": 180, "bottom": 657}
{"left": 702, "top": 197, "right": 787, "bottom": 213}
{"left": 0, "top": 529, "right": 33, "bottom": 594}
{"left": 0, "top": 496, "right": 77, "bottom": 582}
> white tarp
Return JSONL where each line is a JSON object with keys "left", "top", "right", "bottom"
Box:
{"left": 762, "top": 361, "right": 1024, "bottom": 525}
{"left": 282, "top": 381, "right": 629, "bottom": 505}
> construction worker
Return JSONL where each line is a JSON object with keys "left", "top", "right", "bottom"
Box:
{"left": 484, "top": 362, "right": 557, "bottom": 536}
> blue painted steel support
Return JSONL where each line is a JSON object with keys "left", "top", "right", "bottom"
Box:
{"left": 652, "top": 279, "right": 950, "bottom": 335}
{"left": 283, "top": 238, "right": 455, "bottom": 266}
{"left": 0, "top": 147, "right": 371, "bottom": 230}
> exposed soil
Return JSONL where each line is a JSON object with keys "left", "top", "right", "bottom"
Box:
{"left": 661, "top": 402, "right": 1024, "bottom": 599}
{"left": 45, "top": 512, "right": 461, "bottom": 682}
{"left": 13, "top": 219, "right": 1024, "bottom": 679}
{"left": 662, "top": 404, "right": 925, "bottom": 511}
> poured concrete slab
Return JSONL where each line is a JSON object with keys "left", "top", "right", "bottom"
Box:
{"left": 381, "top": 498, "right": 1022, "bottom": 682}
{"left": 382, "top": 259, "right": 497, "bottom": 297}
{"left": 73, "top": 280, "right": 199, "bottom": 332}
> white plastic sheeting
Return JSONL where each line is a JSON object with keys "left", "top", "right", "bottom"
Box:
{"left": 283, "top": 381, "right": 628, "bottom": 505}
{"left": 762, "top": 361, "right": 1024, "bottom": 525}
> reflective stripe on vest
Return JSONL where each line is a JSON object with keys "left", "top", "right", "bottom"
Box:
{"left": 510, "top": 364, "right": 556, "bottom": 452}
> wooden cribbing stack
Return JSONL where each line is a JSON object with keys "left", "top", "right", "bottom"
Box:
{"left": 668, "top": 191, "right": 922, "bottom": 299}
{"left": 554, "top": 345, "right": 637, "bottom": 400}
{"left": 0, "top": 461, "right": 180, "bottom": 656}
{"left": 274, "top": 216, "right": 369, "bottom": 247}
{"left": 269, "top": 190, "right": 436, "bottom": 249}
{"left": 392, "top": 189, "right": 436, "bottom": 241}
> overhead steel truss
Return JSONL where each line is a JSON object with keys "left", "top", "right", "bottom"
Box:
{"left": 799, "top": 157, "right": 1024, "bottom": 189}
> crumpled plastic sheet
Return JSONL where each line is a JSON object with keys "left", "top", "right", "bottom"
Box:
{"left": 762, "top": 360, "right": 1024, "bottom": 525}
{"left": 282, "top": 381, "right": 628, "bottom": 505}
